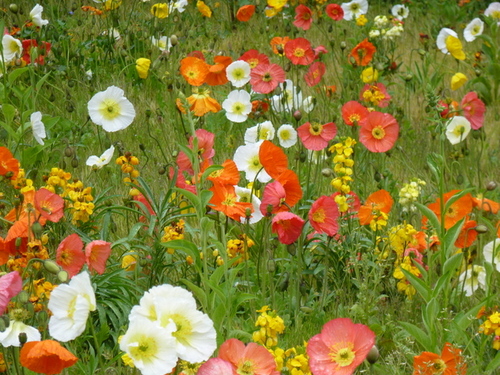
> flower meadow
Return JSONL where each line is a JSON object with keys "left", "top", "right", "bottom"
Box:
{"left": 1, "top": 0, "right": 500, "bottom": 374}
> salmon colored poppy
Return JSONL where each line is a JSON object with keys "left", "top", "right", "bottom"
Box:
{"left": 219, "top": 338, "right": 279, "bottom": 375}
{"left": 460, "top": 91, "right": 485, "bottom": 130}
{"left": 180, "top": 56, "right": 210, "bottom": 86}
{"left": 176, "top": 129, "right": 215, "bottom": 175}
{"left": 259, "top": 140, "right": 288, "bottom": 179}
{"left": 326, "top": 3, "right": 344, "bottom": 20}
{"left": 472, "top": 196, "right": 499, "bottom": 214}
{"left": 236, "top": 5, "right": 255, "bottom": 22}
{"left": 342, "top": 101, "right": 369, "bottom": 126}
{"left": 349, "top": 38, "right": 376, "bottom": 66}
{"left": 305, "top": 61, "right": 326, "bottom": 87}
{"left": 250, "top": 63, "right": 286, "bottom": 94}
{"left": 3, "top": 221, "right": 29, "bottom": 256}
{"left": 260, "top": 170, "right": 302, "bottom": 215}
{"left": 272, "top": 212, "right": 305, "bottom": 245}
{"left": 0, "top": 147, "right": 19, "bottom": 181}
{"left": 313, "top": 45, "right": 328, "bottom": 60}
{"left": 207, "top": 159, "right": 240, "bottom": 186}
{"left": 270, "top": 36, "right": 290, "bottom": 56}
{"left": 186, "top": 88, "right": 222, "bottom": 116}
{"left": 427, "top": 190, "right": 473, "bottom": 230}
{"left": 34, "top": 188, "right": 64, "bottom": 223}
{"left": 412, "top": 342, "right": 467, "bottom": 375}
{"left": 209, "top": 183, "right": 253, "bottom": 221}
{"left": 239, "top": 49, "right": 270, "bottom": 69}
{"left": 285, "top": 38, "right": 315, "bottom": 66}
{"left": 297, "top": 121, "right": 337, "bottom": 151}
{"left": 358, "top": 189, "right": 394, "bottom": 225}
{"left": 359, "top": 111, "right": 399, "bottom": 153}
{"left": 205, "top": 56, "right": 233, "bottom": 86}
{"left": 293, "top": 4, "right": 313, "bottom": 30}
{"left": 20, "top": 340, "right": 78, "bottom": 375}
{"left": 455, "top": 220, "right": 478, "bottom": 248}
{"left": 56, "top": 234, "right": 85, "bottom": 278}
{"left": 309, "top": 196, "right": 339, "bottom": 237}
{"left": 85, "top": 240, "right": 112, "bottom": 275}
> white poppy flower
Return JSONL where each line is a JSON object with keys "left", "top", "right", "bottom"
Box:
{"left": 151, "top": 36, "right": 172, "bottom": 52}
{"left": 30, "top": 111, "right": 46, "bottom": 145}
{"left": 436, "top": 28, "right": 459, "bottom": 54}
{"left": 271, "top": 80, "right": 303, "bottom": 113}
{"left": 1, "top": 35, "right": 22, "bottom": 64}
{"left": 86, "top": 145, "right": 115, "bottom": 169}
{"left": 233, "top": 141, "right": 272, "bottom": 183}
{"left": 235, "top": 186, "right": 263, "bottom": 224}
{"left": 88, "top": 86, "right": 136, "bottom": 132}
{"left": 341, "top": 0, "right": 368, "bottom": 21}
{"left": 302, "top": 96, "right": 315, "bottom": 113}
{"left": 464, "top": 18, "right": 484, "bottom": 42}
{"left": 391, "top": 4, "right": 409, "bottom": 19}
{"left": 244, "top": 121, "right": 275, "bottom": 144}
{"left": 0, "top": 321, "right": 41, "bottom": 347}
{"left": 30, "top": 4, "right": 49, "bottom": 27}
{"left": 485, "top": 2, "right": 500, "bottom": 25}
{"left": 120, "top": 316, "right": 178, "bottom": 375}
{"left": 226, "top": 60, "right": 251, "bottom": 88}
{"left": 458, "top": 265, "right": 486, "bottom": 296}
{"left": 445, "top": 116, "right": 471, "bottom": 145}
{"left": 483, "top": 238, "right": 500, "bottom": 272}
{"left": 170, "top": 0, "right": 188, "bottom": 13}
{"left": 277, "top": 124, "right": 298, "bottom": 148}
{"left": 222, "top": 90, "right": 252, "bottom": 123}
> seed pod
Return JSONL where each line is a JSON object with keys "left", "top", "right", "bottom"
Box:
{"left": 486, "top": 181, "right": 497, "bottom": 191}
{"left": 57, "top": 270, "right": 69, "bottom": 283}
{"left": 71, "top": 157, "right": 79, "bottom": 168}
{"left": 9, "top": 4, "right": 19, "bottom": 13}
{"left": 43, "top": 260, "right": 61, "bottom": 275}
{"left": 475, "top": 225, "right": 488, "bottom": 234}
{"left": 366, "top": 345, "right": 380, "bottom": 364}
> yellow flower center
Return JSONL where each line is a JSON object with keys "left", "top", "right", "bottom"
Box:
{"left": 309, "top": 122, "right": 323, "bottom": 136}
{"left": 280, "top": 129, "right": 290, "bottom": 140}
{"left": 331, "top": 345, "right": 356, "bottom": 367}
{"left": 237, "top": 360, "right": 255, "bottom": 375}
{"left": 432, "top": 359, "right": 446, "bottom": 374}
{"left": 129, "top": 335, "right": 159, "bottom": 361}
{"left": 293, "top": 48, "right": 305, "bottom": 57}
{"left": 312, "top": 208, "right": 326, "bottom": 223}
{"left": 99, "top": 99, "right": 121, "bottom": 120}
{"left": 371, "top": 126, "right": 385, "bottom": 139}
{"left": 262, "top": 72, "right": 272, "bottom": 82}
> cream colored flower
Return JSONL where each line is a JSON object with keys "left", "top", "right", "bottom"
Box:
{"left": 88, "top": 86, "right": 136, "bottom": 132}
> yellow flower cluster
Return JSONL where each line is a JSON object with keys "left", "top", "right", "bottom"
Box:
{"left": 116, "top": 152, "right": 140, "bottom": 196}
{"left": 65, "top": 180, "right": 94, "bottom": 224}
{"left": 161, "top": 219, "right": 185, "bottom": 254}
{"left": 393, "top": 256, "right": 421, "bottom": 298}
{"left": 252, "top": 306, "right": 285, "bottom": 348}
{"left": 388, "top": 223, "right": 419, "bottom": 259}
{"left": 285, "top": 346, "right": 312, "bottom": 375}
{"left": 44, "top": 167, "right": 72, "bottom": 191}
{"left": 12, "top": 168, "right": 34, "bottom": 192}
{"left": 7, "top": 239, "right": 49, "bottom": 273}
{"left": 362, "top": 85, "right": 386, "bottom": 106}
{"left": 478, "top": 308, "right": 500, "bottom": 350}
{"left": 398, "top": 179, "right": 426, "bottom": 211}
{"left": 356, "top": 14, "right": 368, "bottom": 26}
{"left": 28, "top": 278, "right": 54, "bottom": 312}
{"left": 329, "top": 137, "right": 356, "bottom": 213}
{"left": 370, "top": 211, "right": 389, "bottom": 232}
{"left": 226, "top": 234, "right": 255, "bottom": 264}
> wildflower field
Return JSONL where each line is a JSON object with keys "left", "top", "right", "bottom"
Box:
{"left": 1, "top": 0, "right": 500, "bottom": 374}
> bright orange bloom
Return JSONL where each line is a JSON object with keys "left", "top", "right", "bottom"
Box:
{"left": 236, "top": 5, "right": 255, "bottom": 22}
{"left": 0, "top": 147, "right": 20, "bottom": 181}
{"left": 349, "top": 38, "right": 376, "bottom": 66}
{"left": 180, "top": 57, "right": 210, "bottom": 86}
{"left": 34, "top": 188, "right": 65, "bottom": 223}
{"left": 472, "top": 196, "right": 499, "bottom": 214}
{"left": 197, "top": 1, "right": 212, "bottom": 17}
{"left": 342, "top": 101, "right": 369, "bottom": 126}
{"left": 20, "top": 340, "right": 78, "bottom": 375}
{"left": 359, "top": 189, "right": 393, "bottom": 225}
{"left": 413, "top": 342, "right": 467, "bottom": 375}
{"left": 455, "top": 220, "right": 478, "bottom": 248}
{"left": 207, "top": 159, "right": 240, "bottom": 186}
{"left": 285, "top": 37, "right": 315, "bottom": 66}
{"left": 210, "top": 184, "right": 253, "bottom": 221}
{"left": 239, "top": 49, "right": 270, "bottom": 69}
{"left": 81, "top": 5, "right": 103, "bottom": 15}
{"left": 5, "top": 190, "right": 47, "bottom": 228}
{"left": 205, "top": 56, "right": 233, "bottom": 86}
{"left": 185, "top": 88, "right": 221, "bottom": 116}
{"left": 427, "top": 190, "right": 473, "bottom": 230}
{"left": 259, "top": 140, "right": 288, "bottom": 179}
{"left": 270, "top": 37, "right": 290, "bottom": 56}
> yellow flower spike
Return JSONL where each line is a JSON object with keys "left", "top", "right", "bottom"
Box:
{"left": 136, "top": 58, "right": 151, "bottom": 79}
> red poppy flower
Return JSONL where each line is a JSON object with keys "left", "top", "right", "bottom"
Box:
{"left": 359, "top": 111, "right": 399, "bottom": 153}
{"left": 455, "top": 220, "right": 478, "bottom": 248}
{"left": 236, "top": 5, "right": 255, "bottom": 22}
{"left": 260, "top": 170, "right": 302, "bottom": 215}
{"left": 341, "top": 101, "right": 369, "bottom": 126}
{"left": 219, "top": 338, "right": 279, "bottom": 375}
{"left": 285, "top": 38, "right": 315, "bottom": 66}
{"left": 22, "top": 39, "right": 51, "bottom": 65}
{"left": 250, "top": 63, "right": 286, "bottom": 94}
{"left": 0, "top": 147, "right": 20, "bottom": 181}
{"left": 307, "top": 318, "right": 375, "bottom": 375}
{"left": 239, "top": 49, "right": 270, "bottom": 69}
{"left": 413, "top": 342, "right": 467, "bottom": 375}
{"left": 460, "top": 91, "right": 485, "bottom": 130}
{"left": 209, "top": 183, "right": 253, "bottom": 221}
{"left": 259, "top": 140, "right": 288, "bottom": 179}
{"left": 358, "top": 189, "right": 393, "bottom": 225}
{"left": 427, "top": 190, "right": 473, "bottom": 230}
{"left": 85, "top": 240, "right": 112, "bottom": 274}
{"left": 56, "top": 234, "right": 85, "bottom": 278}
{"left": 20, "top": 340, "right": 78, "bottom": 375}
{"left": 205, "top": 56, "right": 233, "bottom": 86}
{"left": 0, "top": 271, "right": 22, "bottom": 315}
{"left": 270, "top": 37, "right": 290, "bottom": 56}
{"left": 293, "top": 4, "right": 313, "bottom": 30}
{"left": 297, "top": 121, "right": 337, "bottom": 151}
{"left": 198, "top": 358, "right": 234, "bottom": 375}
{"left": 360, "top": 83, "right": 392, "bottom": 108}
{"left": 309, "top": 195, "right": 339, "bottom": 237}
{"left": 176, "top": 129, "right": 215, "bottom": 174}
{"left": 207, "top": 159, "right": 240, "bottom": 186}
{"left": 272, "top": 212, "right": 305, "bottom": 245}
{"left": 305, "top": 61, "right": 326, "bottom": 87}
{"left": 180, "top": 56, "right": 210, "bottom": 86}
{"left": 349, "top": 38, "right": 376, "bottom": 66}
{"left": 326, "top": 3, "right": 344, "bottom": 20}
{"left": 34, "top": 188, "right": 65, "bottom": 223}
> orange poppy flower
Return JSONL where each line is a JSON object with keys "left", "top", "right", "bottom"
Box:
{"left": 358, "top": 189, "right": 393, "bottom": 225}
{"left": 205, "top": 56, "right": 233, "bottom": 86}
{"left": 239, "top": 49, "right": 270, "bottom": 69}
{"left": 20, "top": 340, "right": 78, "bottom": 375}
{"left": 413, "top": 342, "right": 467, "bottom": 375}
{"left": 186, "top": 88, "right": 222, "bottom": 116}
{"left": 455, "top": 220, "right": 478, "bottom": 248}
{"left": 285, "top": 37, "right": 315, "bottom": 66}
{"left": 259, "top": 140, "right": 288, "bottom": 180}
{"left": 180, "top": 56, "right": 210, "bottom": 86}
{"left": 349, "top": 38, "right": 376, "bottom": 66}
{"left": 207, "top": 159, "right": 240, "bottom": 186}
{"left": 472, "top": 196, "right": 499, "bottom": 214}
{"left": 209, "top": 183, "right": 253, "bottom": 221}
{"left": 34, "top": 188, "right": 65, "bottom": 223}
{"left": 270, "top": 37, "right": 290, "bottom": 56}
{"left": 236, "top": 5, "right": 255, "bottom": 22}
{"left": 5, "top": 190, "right": 47, "bottom": 227}
{"left": 0, "top": 147, "right": 20, "bottom": 181}
{"left": 427, "top": 190, "right": 473, "bottom": 230}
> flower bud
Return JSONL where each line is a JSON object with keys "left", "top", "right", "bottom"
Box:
{"left": 267, "top": 259, "right": 275, "bottom": 272}
{"left": 487, "top": 181, "right": 497, "bottom": 191}
{"left": 0, "top": 318, "right": 6, "bottom": 332}
{"left": 293, "top": 110, "right": 302, "bottom": 122}
{"left": 340, "top": 41, "right": 347, "bottom": 50}
{"left": 170, "top": 34, "right": 178, "bottom": 46}
{"left": 475, "top": 224, "right": 488, "bottom": 234}
{"left": 71, "top": 157, "right": 79, "bottom": 168}
{"left": 321, "top": 168, "right": 333, "bottom": 177}
{"left": 18, "top": 332, "right": 28, "bottom": 345}
{"left": 43, "top": 260, "right": 61, "bottom": 275}
{"left": 17, "top": 291, "right": 29, "bottom": 304}
{"left": 9, "top": 4, "right": 19, "bottom": 13}
{"left": 366, "top": 345, "right": 380, "bottom": 364}
{"left": 57, "top": 270, "right": 69, "bottom": 283}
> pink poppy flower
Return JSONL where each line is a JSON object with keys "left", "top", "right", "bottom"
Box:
{"left": 326, "top": 4, "right": 344, "bottom": 20}
{"left": 309, "top": 196, "right": 339, "bottom": 237}
{"left": 314, "top": 45, "right": 328, "bottom": 60}
{"left": 307, "top": 318, "right": 376, "bottom": 375}
{"left": 272, "top": 212, "right": 305, "bottom": 245}
{"left": 293, "top": 4, "right": 313, "bottom": 30}
{"left": 297, "top": 121, "right": 337, "bottom": 151}
{"left": 341, "top": 101, "right": 369, "bottom": 126}
{"left": 198, "top": 358, "right": 234, "bottom": 375}
{"left": 176, "top": 129, "right": 215, "bottom": 174}
{"left": 260, "top": 181, "right": 286, "bottom": 215}
{"left": 56, "top": 234, "right": 85, "bottom": 278}
{"left": 305, "top": 62, "right": 326, "bottom": 87}
{"left": 359, "top": 111, "right": 399, "bottom": 153}
{"left": 0, "top": 271, "right": 22, "bottom": 315}
{"left": 239, "top": 49, "right": 270, "bottom": 69}
{"left": 34, "top": 188, "right": 65, "bottom": 223}
{"left": 85, "top": 240, "right": 112, "bottom": 275}
{"left": 461, "top": 91, "right": 485, "bottom": 130}
{"left": 219, "top": 338, "right": 279, "bottom": 375}
{"left": 250, "top": 63, "right": 286, "bottom": 94}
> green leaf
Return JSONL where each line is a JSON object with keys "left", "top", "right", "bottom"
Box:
{"left": 400, "top": 321, "right": 433, "bottom": 351}
{"left": 163, "top": 239, "right": 200, "bottom": 262}
{"left": 443, "top": 218, "right": 464, "bottom": 257}
{"left": 485, "top": 350, "right": 500, "bottom": 372}
{"left": 415, "top": 202, "right": 441, "bottom": 238}
{"left": 181, "top": 279, "right": 208, "bottom": 310}
{"left": 401, "top": 268, "right": 430, "bottom": 302}
{"left": 442, "top": 252, "right": 463, "bottom": 276}
{"left": 174, "top": 187, "right": 201, "bottom": 216}
{"left": 8, "top": 66, "right": 29, "bottom": 85}
{"left": 422, "top": 298, "right": 439, "bottom": 345}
